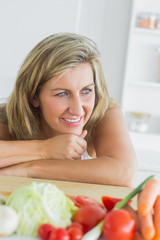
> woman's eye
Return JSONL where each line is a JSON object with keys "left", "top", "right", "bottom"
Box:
{"left": 56, "top": 92, "right": 68, "bottom": 97}
{"left": 82, "top": 89, "right": 92, "bottom": 94}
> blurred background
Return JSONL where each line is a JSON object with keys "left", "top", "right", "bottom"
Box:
{"left": 0, "top": 0, "right": 160, "bottom": 185}
{"left": 0, "top": 0, "right": 131, "bottom": 103}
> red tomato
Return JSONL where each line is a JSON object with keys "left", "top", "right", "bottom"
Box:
{"left": 101, "top": 196, "right": 132, "bottom": 211}
{"left": 75, "top": 195, "right": 104, "bottom": 208}
{"left": 38, "top": 223, "right": 55, "bottom": 240}
{"left": 49, "top": 228, "right": 70, "bottom": 240}
{"left": 103, "top": 209, "right": 136, "bottom": 240}
{"left": 68, "top": 196, "right": 81, "bottom": 208}
{"left": 68, "top": 225, "right": 84, "bottom": 240}
{"left": 73, "top": 204, "right": 106, "bottom": 233}
{"left": 67, "top": 222, "right": 83, "bottom": 231}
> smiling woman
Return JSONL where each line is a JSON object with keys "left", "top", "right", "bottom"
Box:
{"left": 32, "top": 63, "right": 95, "bottom": 138}
{"left": 0, "top": 33, "right": 137, "bottom": 186}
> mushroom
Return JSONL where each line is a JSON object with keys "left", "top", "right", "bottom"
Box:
{"left": 0, "top": 204, "right": 19, "bottom": 236}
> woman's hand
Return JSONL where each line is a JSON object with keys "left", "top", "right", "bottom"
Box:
{"left": 41, "top": 130, "right": 87, "bottom": 160}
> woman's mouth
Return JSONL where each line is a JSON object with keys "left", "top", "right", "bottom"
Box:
{"left": 61, "top": 116, "right": 83, "bottom": 126}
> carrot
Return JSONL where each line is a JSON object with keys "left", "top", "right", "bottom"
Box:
{"left": 152, "top": 236, "right": 160, "bottom": 240}
{"left": 153, "top": 195, "right": 160, "bottom": 240}
{"left": 152, "top": 235, "right": 160, "bottom": 240}
{"left": 138, "top": 178, "right": 160, "bottom": 216}
{"left": 139, "top": 210, "right": 155, "bottom": 240}
{"left": 133, "top": 231, "right": 145, "bottom": 240}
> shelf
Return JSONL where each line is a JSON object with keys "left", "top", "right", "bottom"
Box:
{"left": 122, "top": 0, "right": 160, "bottom": 178}
{"left": 128, "top": 81, "right": 160, "bottom": 88}
{"left": 134, "top": 27, "right": 160, "bottom": 36}
{"left": 137, "top": 149, "right": 160, "bottom": 171}
{"left": 129, "top": 132, "right": 160, "bottom": 152}
{"left": 122, "top": 0, "right": 160, "bottom": 147}
{"left": 130, "top": 131, "right": 160, "bottom": 141}
{"left": 129, "top": 133, "right": 160, "bottom": 173}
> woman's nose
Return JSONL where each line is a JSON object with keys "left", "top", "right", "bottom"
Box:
{"left": 68, "top": 96, "right": 84, "bottom": 116}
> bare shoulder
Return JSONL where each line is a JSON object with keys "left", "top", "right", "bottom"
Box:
{"left": 94, "top": 104, "right": 125, "bottom": 136}
{"left": 93, "top": 104, "right": 135, "bottom": 158}
{"left": 0, "top": 121, "right": 13, "bottom": 140}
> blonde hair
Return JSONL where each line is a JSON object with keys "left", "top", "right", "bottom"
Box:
{"left": 1, "top": 33, "right": 110, "bottom": 140}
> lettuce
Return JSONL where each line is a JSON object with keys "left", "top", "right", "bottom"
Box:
{"left": 6, "top": 182, "right": 78, "bottom": 237}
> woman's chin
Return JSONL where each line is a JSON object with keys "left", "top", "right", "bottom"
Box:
{"left": 62, "top": 129, "right": 83, "bottom": 136}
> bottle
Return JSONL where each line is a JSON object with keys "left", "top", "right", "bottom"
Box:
{"left": 129, "top": 112, "right": 151, "bottom": 133}
{"left": 137, "top": 12, "right": 156, "bottom": 29}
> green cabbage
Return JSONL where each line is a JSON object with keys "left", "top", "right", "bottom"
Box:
{"left": 6, "top": 182, "right": 78, "bottom": 237}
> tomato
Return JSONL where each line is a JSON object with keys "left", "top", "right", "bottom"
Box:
{"left": 101, "top": 196, "right": 132, "bottom": 211}
{"left": 38, "top": 223, "right": 55, "bottom": 240}
{"left": 67, "top": 222, "right": 83, "bottom": 231}
{"left": 68, "top": 196, "right": 81, "bottom": 208}
{"left": 103, "top": 209, "right": 136, "bottom": 240}
{"left": 69, "top": 195, "right": 104, "bottom": 208}
{"left": 123, "top": 204, "right": 140, "bottom": 231}
{"left": 68, "top": 224, "right": 84, "bottom": 240}
{"left": 73, "top": 204, "right": 106, "bottom": 233}
{"left": 75, "top": 195, "right": 104, "bottom": 208}
{"left": 49, "top": 228, "right": 70, "bottom": 240}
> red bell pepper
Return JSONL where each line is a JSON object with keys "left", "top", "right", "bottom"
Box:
{"left": 101, "top": 196, "right": 132, "bottom": 211}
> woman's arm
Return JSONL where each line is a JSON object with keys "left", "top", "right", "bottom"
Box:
{"left": 0, "top": 106, "right": 138, "bottom": 187}
{"left": 0, "top": 139, "right": 44, "bottom": 168}
{"left": 0, "top": 122, "right": 41, "bottom": 167}
{"left": 0, "top": 122, "right": 87, "bottom": 168}
{"left": 92, "top": 105, "right": 138, "bottom": 186}
{"left": 0, "top": 153, "right": 136, "bottom": 186}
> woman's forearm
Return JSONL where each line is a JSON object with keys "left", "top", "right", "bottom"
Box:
{"left": 0, "top": 133, "right": 87, "bottom": 168}
{"left": 0, "top": 140, "right": 43, "bottom": 168}
{"left": 0, "top": 134, "right": 87, "bottom": 168}
{"left": 0, "top": 138, "right": 137, "bottom": 186}
{"left": 30, "top": 156, "right": 137, "bottom": 187}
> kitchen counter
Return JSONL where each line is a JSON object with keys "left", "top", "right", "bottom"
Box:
{"left": 0, "top": 175, "right": 138, "bottom": 240}
{"left": 0, "top": 175, "right": 136, "bottom": 205}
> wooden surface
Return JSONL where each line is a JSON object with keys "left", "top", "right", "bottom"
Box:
{"left": 0, "top": 175, "right": 136, "bottom": 206}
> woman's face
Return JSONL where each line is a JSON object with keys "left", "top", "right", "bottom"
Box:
{"left": 33, "top": 63, "right": 95, "bottom": 138}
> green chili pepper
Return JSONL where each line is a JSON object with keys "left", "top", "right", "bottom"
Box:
{"left": 113, "top": 174, "right": 154, "bottom": 210}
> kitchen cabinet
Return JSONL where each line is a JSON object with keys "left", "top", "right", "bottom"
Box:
{"left": 121, "top": 0, "right": 160, "bottom": 184}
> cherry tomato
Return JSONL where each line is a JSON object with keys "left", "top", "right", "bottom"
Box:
{"left": 73, "top": 204, "right": 106, "bottom": 233}
{"left": 67, "top": 222, "right": 83, "bottom": 231}
{"left": 38, "top": 223, "right": 55, "bottom": 240}
{"left": 101, "top": 196, "right": 132, "bottom": 211}
{"left": 75, "top": 195, "right": 104, "bottom": 208}
{"left": 49, "top": 228, "right": 70, "bottom": 240}
{"left": 103, "top": 209, "right": 136, "bottom": 240}
{"left": 68, "top": 224, "right": 84, "bottom": 240}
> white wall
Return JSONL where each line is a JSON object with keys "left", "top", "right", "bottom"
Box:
{"left": 0, "top": 0, "right": 80, "bottom": 101}
{"left": 0, "top": 0, "right": 131, "bottom": 104}
{"left": 101, "top": 0, "right": 132, "bottom": 103}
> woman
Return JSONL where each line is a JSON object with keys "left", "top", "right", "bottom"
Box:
{"left": 0, "top": 33, "right": 137, "bottom": 186}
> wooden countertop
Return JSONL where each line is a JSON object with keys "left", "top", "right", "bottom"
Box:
{"left": 0, "top": 175, "right": 136, "bottom": 206}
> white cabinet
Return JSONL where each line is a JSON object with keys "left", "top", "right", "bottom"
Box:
{"left": 121, "top": 0, "right": 160, "bottom": 184}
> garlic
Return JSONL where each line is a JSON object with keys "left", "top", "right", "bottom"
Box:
{"left": 0, "top": 204, "right": 19, "bottom": 236}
